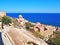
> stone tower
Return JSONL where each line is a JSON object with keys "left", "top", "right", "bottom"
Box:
{"left": 0, "top": 12, "right": 6, "bottom": 17}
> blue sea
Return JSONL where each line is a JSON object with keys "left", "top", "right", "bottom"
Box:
{"left": 7, "top": 13, "right": 60, "bottom": 27}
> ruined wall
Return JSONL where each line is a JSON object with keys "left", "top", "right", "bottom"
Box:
{"left": 0, "top": 12, "right": 6, "bottom": 17}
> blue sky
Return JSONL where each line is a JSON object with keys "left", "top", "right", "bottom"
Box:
{"left": 0, "top": 0, "right": 60, "bottom": 13}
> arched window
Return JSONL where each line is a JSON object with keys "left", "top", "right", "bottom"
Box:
{"left": 36, "top": 27, "right": 40, "bottom": 32}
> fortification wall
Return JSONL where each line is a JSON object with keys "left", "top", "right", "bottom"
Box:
{"left": 0, "top": 12, "right": 6, "bottom": 17}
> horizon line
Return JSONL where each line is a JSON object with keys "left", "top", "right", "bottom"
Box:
{"left": 6, "top": 12, "right": 60, "bottom": 13}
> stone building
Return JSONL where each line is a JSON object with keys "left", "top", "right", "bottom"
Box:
{"left": 31, "top": 22, "right": 56, "bottom": 40}
{"left": 0, "top": 12, "right": 6, "bottom": 17}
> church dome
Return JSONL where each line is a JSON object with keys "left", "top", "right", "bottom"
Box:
{"left": 19, "top": 15, "right": 23, "bottom": 18}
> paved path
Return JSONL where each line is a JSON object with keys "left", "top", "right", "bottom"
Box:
{"left": 7, "top": 27, "right": 48, "bottom": 45}
{"left": 0, "top": 27, "right": 13, "bottom": 45}
{"left": 0, "top": 26, "right": 48, "bottom": 45}
{"left": 2, "top": 33, "right": 13, "bottom": 45}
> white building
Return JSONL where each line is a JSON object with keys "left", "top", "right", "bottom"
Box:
{"left": 17, "top": 15, "right": 28, "bottom": 28}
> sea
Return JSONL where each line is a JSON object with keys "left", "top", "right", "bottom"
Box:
{"left": 7, "top": 13, "right": 60, "bottom": 27}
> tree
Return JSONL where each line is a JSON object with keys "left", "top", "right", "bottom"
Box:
{"left": 2, "top": 16, "right": 12, "bottom": 29}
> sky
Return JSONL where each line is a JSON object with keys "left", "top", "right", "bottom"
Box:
{"left": 0, "top": 0, "right": 60, "bottom": 13}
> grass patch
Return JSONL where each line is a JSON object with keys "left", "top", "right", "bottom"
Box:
{"left": 33, "top": 31, "right": 44, "bottom": 39}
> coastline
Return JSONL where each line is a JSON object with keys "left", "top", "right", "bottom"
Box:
{"left": 7, "top": 13, "right": 60, "bottom": 27}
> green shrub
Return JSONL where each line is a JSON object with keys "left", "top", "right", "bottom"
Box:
{"left": 2, "top": 16, "right": 12, "bottom": 29}
{"left": 48, "top": 31, "right": 60, "bottom": 45}
{"left": 33, "top": 31, "right": 44, "bottom": 39}
{"left": 25, "top": 22, "right": 34, "bottom": 30}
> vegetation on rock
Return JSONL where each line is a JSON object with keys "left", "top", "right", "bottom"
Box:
{"left": 25, "top": 22, "right": 34, "bottom": 30}
{"left": 47, "top": 31, "right": 60, "bottom": 45}
{"left": 33, "top": 31, "right": 44, "bottom": 39}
